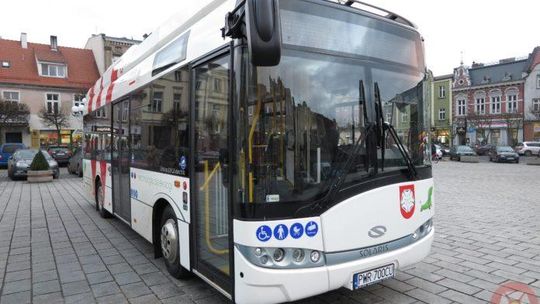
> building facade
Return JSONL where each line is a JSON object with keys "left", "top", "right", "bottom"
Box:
{"left": 431, "top": 74, "right": 452, "bottom": 145}
{"left": 0, "top": 34, "right": 99, "bottom": 147}
{"left": 85, "top": 34, "right": 140, "bottom": 75}
{"left": 451, "top": 58, "right": 527, "bottom": 147}
{"left": 523, "top": 47, "right": 540, "bottom": 141}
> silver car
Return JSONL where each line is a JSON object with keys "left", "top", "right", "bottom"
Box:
{"left": 67, "top": 148, "right": 83, "bottom": 177}
{"left": 7, "top": 149, "right": 60, "bottom": 180}
{"left": 515, "top": 142, "right": 540, "bottom": 156}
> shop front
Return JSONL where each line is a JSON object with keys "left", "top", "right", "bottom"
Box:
{"left": 37, "top": 129, "right": 82, "bottom": 148}
{"left": 524, "top": 122, "right": 540, "bottom": 141}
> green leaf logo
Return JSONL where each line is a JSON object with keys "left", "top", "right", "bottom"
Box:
{"left": 421, "top": 186, "right": 433, "bottom": 211}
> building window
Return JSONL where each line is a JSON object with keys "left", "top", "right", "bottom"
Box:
{"left": 1, "top": 61, "right": 10, "bottom": 68}
{"left": 532, "top": 98, "right": 540, "bottom": 113}
{"left": 506, "top": 89, "right": 518, "bottom": 113}
{"left": 474, "top": 92, "right": 486, "bottom": 114}
{"left": 40, "top": 63, "right": 67, "bottom": 78}
{"left": 150, "top": 91, "right": 163, "bottom": 112}
{"left": 73, "top": 94, "right": 85, "bottom": 107}
{"left": 438, "top": 86, "right": 445, "bottom": 98}
{"left": 385, "top": 112, "right": 392, "bottom": 123}
{"left": 439, "top": 108, "right": 446, "bottom": 120}
{"left": 537, "top": 74, "right": 540, "bottom": 89}
{"left": 46, "top": 93, "right": 60, "bottom": 114}
{"left": 457, "top": 98, "right": 467, "bottom": 116}
{"left": 490, "top": 96, "right": 501, "bottom": 114}
{"left": 214, "top": 78, "right": 222, "bottom": 93}
{"left": 174, "top": 71, "right": 182, "bottom": 82}
{"left": 401, "top": 112, "right": 408, "bottom": 123}
{"left": 2, "top": 91, "right": 20, "bottom": 102}
{"left": 173, "top": 93, "right": 182, "bottom": 112}
{"left": 95, "top": 107, "right": 106, "bottom": 118}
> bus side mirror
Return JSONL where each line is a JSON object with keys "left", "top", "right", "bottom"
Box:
{"left": 245, "top": 0, "right": 282, "bottom": 66}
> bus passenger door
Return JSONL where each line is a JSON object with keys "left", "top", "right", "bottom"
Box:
{"left": 112, "top": 99, "right": 131, "bottom": 222}
{"left": 192, "top": 51, "right": 232, "bottom": 294}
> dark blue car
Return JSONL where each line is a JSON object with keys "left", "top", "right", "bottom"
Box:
{"left": 0, "top": 143, "right": 26, "bottom": 167}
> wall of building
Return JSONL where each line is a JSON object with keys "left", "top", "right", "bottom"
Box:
{"left": 85, "top": 35, "right": 106, "bottom": 75}
{"left": 524, "top": 65, "right": 540, "bottom": 120}
{"left": 0, "top": 85, "right": 84, "bottom": 147}
{"left": 432, "top": 78, "right": 452, "bottom": 144}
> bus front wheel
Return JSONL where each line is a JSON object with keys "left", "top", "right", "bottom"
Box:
{"left": 160, "top": 206, "right": 190, "bottom": 279}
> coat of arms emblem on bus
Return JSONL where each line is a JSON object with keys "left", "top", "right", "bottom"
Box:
{"left": 399, "top": 185, "right": 416, "bottom": 219}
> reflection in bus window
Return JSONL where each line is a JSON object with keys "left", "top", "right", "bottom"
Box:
{"left": 129, "top": 66, "right": 190, "bottom": 175}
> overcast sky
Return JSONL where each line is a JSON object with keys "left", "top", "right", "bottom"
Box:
{"left": 1, "top": 0, "right": 539, "bottom": 76}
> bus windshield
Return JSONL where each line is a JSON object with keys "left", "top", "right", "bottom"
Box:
{"left": 242, "top": 1, "right": 429, "bottom": 205}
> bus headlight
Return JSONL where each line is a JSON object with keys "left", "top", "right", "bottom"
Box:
{"left": 292, "top": 248, "right": 305, "bottom": 263}
{"left": 237, "top": 245, "right": 325, "bottom": 269}
{"left": 273, "top": 248, "right": 285, "bottom": 262}
{"left": 414, "top": 218, "right": 433, "bottom": 240}
{"left": 310, "top": 250, "right": 321, "bottom": 263}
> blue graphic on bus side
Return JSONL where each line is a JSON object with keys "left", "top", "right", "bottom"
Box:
{"left": 179, "top": 156, "right": 187, "bottom": 170}
{"left": 274, "top": 224, "right": 288, "bottom": 240}
{"left": 256, "top": 225, "right": 272, "bottom": 242}
{"left": 305, "top": 221, "right": 318, "bottom": 237}
{"left": 290, "top": 223, "right": 304, "bottom": 239}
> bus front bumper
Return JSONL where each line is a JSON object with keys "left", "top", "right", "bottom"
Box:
{"left": 234, "top": 228, "right": 434, "bottom": 304}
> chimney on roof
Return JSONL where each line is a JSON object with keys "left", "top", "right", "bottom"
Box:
{"left": 21, "top": 32, "right": 28, "bottom": 49}
{"left": 50, "top": 35, "right": 58, "bottom": 51}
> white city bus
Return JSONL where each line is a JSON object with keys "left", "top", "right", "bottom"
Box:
{"left": 82, "top": 0, "right": 434, "bottom": 302}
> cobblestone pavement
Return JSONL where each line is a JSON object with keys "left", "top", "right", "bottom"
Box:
{"left": 0, "top": 161, "right": 539, "bottom": 304}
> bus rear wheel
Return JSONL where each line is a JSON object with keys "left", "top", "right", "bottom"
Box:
{"left": 160, "top": 206, "right": 190, "bottom": 279}
{"left": 96, "top": 183, "right": 111, "bottom": 218}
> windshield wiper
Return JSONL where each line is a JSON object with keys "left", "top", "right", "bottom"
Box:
{"left": 374, "top": 82, "right": 417, "bottom": 179}
{"left": 295, "top": 80, "right": 372, "bottom": 215}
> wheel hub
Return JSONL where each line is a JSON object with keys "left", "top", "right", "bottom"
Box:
{"left": 161, "top": 219, "right": 178, "bottom": 263}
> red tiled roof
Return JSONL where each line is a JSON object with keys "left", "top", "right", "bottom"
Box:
{"left": 0, "top": 38, "right": 99, "bottom": 90}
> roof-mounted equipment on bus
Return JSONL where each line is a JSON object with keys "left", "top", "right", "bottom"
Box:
{"left": 340, "top": 0, "right": 416, "bottom": 28}
{"left": 223, "top": 0, "right": 282, "bottom": 66}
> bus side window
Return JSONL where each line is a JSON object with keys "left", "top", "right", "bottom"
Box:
{"left": 129, "top": 66, "right": 190, "bottom": 175}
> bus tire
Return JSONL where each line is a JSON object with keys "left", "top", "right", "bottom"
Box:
{"left": 160, "top": 206, "right": 190, "bottom": 279}
{"left": 96, "top": 182, "right": 111, "bottom": 218}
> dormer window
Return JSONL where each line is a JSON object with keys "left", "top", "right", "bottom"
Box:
{"left": 39, "top": 62, "right": 67, "bottom": 78}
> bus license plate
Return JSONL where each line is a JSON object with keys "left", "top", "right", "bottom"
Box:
{"left": 352, "top": 264, "right": 395, "bottom": 289}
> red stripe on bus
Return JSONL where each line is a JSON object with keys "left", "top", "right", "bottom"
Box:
{"left": 96, "top": 78, "right": 104, "bottom": 109}
{"left": 100, "top": 161, "right": 107, "bottom": 196}
{"left": 87, "top": 86, "right": 95, "bottom": 113}
{"left": 106, "top": 69, "right": 119, "bottom": 104}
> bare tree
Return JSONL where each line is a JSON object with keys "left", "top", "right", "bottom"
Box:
{"left": 0, "top": 99, "right": 30, "bottom": 144}
{"left": 38, "top": 105, "right": 70, "bottom": 145}
{"left": 466, "top": 112, "right": 495, "bottom": 145}
{"left": 501, "top": 112, "right": 523, "bottom": 147}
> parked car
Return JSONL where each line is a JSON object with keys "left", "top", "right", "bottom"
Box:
{"left": 47, "top": 146, "right": 72, "bottom": 166}
{"left": 67, "top": 148, "right": 83, "bottom": 177}
{"left": 488, "top": 146, "right": 520, "bottom": 163}
{"left": 438, "top": 144, "right": 450, "bottom": 156}
{"left": 515, "top": 142, "right": 540, "bottom": 156}
{"left": 449, "top": 145, "right": 477, "bottom": 161}
{"left": 7, "top": 149, "right": 59, "bottom": 180}
{"left": 474, "top": 143, "right": 495, "bottom": 156}
{"left": 0, "top": 143, "right": 25, "bottom": 168}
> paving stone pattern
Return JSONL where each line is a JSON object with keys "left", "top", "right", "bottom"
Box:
{"left": 0, "top": 162, "right": 539, "bottom": 303}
